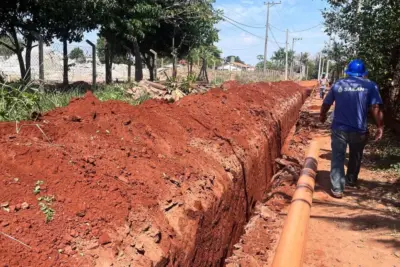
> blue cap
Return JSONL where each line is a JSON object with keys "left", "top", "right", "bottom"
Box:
{"left": 345, "top": 59, "right": 368, "bottom": 77}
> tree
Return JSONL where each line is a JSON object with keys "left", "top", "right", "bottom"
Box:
{"left": 255, "top": 61, "right": 275, "bottom": 71}
{"left": 97, "top": 37, "right": 130, "bottom": 65}
{"left": 255, "top": 54, "right": 283, "bottom": 71}
{"left": 322, "top": 41, "right": 348, "bottom": 81}
{"left": 98, "top": 0, "right": 220, "bottom": 83}
{"left": 271, "top": 48, "right": 295, "bottom": 69}
{"left": 0, "top": 0, "right": 45, "bottom": 81}
{"left": 299, "top": 52, "right": 310, "bottom": 66}
{"left": 323, "top": 0, "right": 400, "bottom": 107}
{"left": 40, "top": 0, "right": 98, "bottom": 85}
{"left": 154, "top": 0, "right": 220, "bottom": 79}
{"left": 0, "top": 37, "right": 17, "bottom": 59}
{"left": 226, "top": 55, "right": 245, "bottom": 64}
{"left": 98, "top": 0, "right": 162, "bottom": 83}
{"left": 69, "top": 47, "right": 86, "bottom": 63}
{"left": 191, "top": 45, "right": 221, "bottom": 82}
{"left": 0, "top": 0, "right": 99, "bottom": 83}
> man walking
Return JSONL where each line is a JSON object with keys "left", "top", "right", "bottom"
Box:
{"left": 319, "top": 74, "right": 328, "bottom": 99}
{"left": 320, "top": 59, "right": 384, "bottom": 198}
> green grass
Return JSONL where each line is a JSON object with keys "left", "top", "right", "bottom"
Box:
{"left": 210, "top": 77, "right": 226, "bottom": 86}
{"left": 365, "top": 129, "right": 400, "bottom": 175}
{"left": 0, "top": 82, "right": 152, "bottom": 122}
{"left": 39, "top": 90, "right": 85, "bottom": 112}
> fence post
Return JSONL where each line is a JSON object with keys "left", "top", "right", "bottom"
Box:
{"left": 149, "top": 49, "right": 157, "bottom": 81}
{"left": 38, "top": 35, "right": 44, "bottom": 81}
{"left": 212, "top": 59, "right": 216, "bottom": 85}
{"left": 86, "top": 40, "right": 96, "bottom": 88}
{"left": 128, "top": 63, "right": 132, "bottom": 82}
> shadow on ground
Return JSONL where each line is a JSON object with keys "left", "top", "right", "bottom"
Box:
{"left": 316, "top": 170, "right": 399, "bottom": 209}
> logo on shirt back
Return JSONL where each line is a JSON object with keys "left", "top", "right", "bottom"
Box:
{"left": 337, "top": 86, "right": 366, "bottom": 93}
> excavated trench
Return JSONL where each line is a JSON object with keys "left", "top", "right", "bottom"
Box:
{"left": 0, "top": 81, "right": 308, "bottom": 267}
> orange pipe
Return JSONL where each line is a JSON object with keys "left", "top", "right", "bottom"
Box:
{"left": 271, "top": 140, "right": 320, "bottom": 267}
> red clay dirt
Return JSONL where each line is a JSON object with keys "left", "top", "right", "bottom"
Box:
{"left": 226, "top": 82, "right": 400, "bottom": 267}
{"left": 0, "top": 81, "right": 307, "bottom": 266}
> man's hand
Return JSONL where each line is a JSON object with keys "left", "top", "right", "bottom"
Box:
{"left": 320, "top": 113, "right": 327, "bottom": 123}
{"left": 320, "top": 104, "right": 331, "bottom": 124}
{"left": 370, "top": 105, "right": 384, "bottom": 141}
{"left": 374, "top": 127, "right": 384, "bottom": 142}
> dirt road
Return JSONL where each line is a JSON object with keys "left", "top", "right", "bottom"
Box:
{"left": 226, "top": 83, "right": 399, "bottom": 267}
{"left": 304, "top": 94, "right": 400, "bottom": 267}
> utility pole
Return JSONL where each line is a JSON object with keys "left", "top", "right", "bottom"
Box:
{"left": 326, "top": 59, "right": 330, "bottom": 81}
{"left": 290, "top": 37, "right": 302, "bottom": 78}
{"left": 318, "top": 53, "right": 322, "bottom": 80}
{"left": 326, "top": 39, "right": 331, "bottom": 79}
{"left": 263, "top": 1, "right": 281, "bottom": 73}
{"left": 300, "top": 52, "right": 305, "bottom": 80}
{"left": 306, "top": 65, "right": 309, "bottom": 80}
{"left": 285, "top": 29, "right": 289, "bottom": 80}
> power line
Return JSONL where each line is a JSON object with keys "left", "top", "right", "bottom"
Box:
{"left": 222, "top": 17, "right": 266, "bottom": 40}
{"left": 269, "top": 25, "right": 282, "bottom": 49}
{"left": 269, "top": 24, "right": 286, "bottom": 32}
{"left": 221, "top": 14, "right": 265, "bottom": 29}
{"left": 270, "top": 23, "right": 323, "bottom": 33}
{"left": 291, "top": 23, "right": 323, "bottom": 33}
{"left": 221, "top": 15, "right": 286, "bottom": 45}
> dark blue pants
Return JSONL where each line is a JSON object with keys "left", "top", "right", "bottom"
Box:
{"left": 330, "top": 130, "right": 368, "bottom": 193}
{"left": 320, "top": 88, "right": 325, "bottom": 99}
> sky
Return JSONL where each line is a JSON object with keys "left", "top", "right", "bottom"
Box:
{"left": 58, "top": 0, "right": 330, "bottom": 65}
{"left": 215, "top": 0, "right": 330, "bottom": 65}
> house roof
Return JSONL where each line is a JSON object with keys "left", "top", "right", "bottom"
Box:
{"left": 231, "top": 62, "right": 253, "bottom": 68}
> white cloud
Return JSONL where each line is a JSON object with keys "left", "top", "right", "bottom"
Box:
{"left": 241, "top": 33, "right": 258, "bottom": 45}
{"left": 216, "top": 3, "right": 265, "bottom": 23}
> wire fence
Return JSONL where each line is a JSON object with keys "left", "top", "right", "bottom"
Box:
{"left": 159, "top": 65, "right": 286, "bottom": 85}
{"left": 0, "top": 41, "right": 290, "bottom": 85}
{"left": 0, "top": 43, "right": 142, "bottom": 84}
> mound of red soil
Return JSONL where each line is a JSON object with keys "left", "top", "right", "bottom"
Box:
{"left": 0, "top": 81, "right": 306, "bottom": 266}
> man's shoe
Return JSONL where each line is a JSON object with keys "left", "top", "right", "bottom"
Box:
{"left": 346, "top": 181, "right": 357, "bottom": 188}
{"left": 331, "top": 189, "right": 343, "bottom": 199}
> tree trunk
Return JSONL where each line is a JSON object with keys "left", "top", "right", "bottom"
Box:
{"left": 63, "top": 39, "right": 69, "bottom": 85}
{"left": 148, "top": 64, "right": 154, "bottom": 81}
{"left": 24, "top": 38, "right": 33, "bottom": 82}
{"left": 197, "top": 57, "right": 209, "bottom": 83}
{"left": 16, "top": 49, "right": 26, "bottom": 81}
{"left": 133, "top": 40, "right": 143, "bottom": 82}
{"left": 105, "top": 39, "right": 112, "bottom": 84}
{"left": 10, "top": 28, "right": 26, "bottom": 80}
{"left": 143, "top": 53, "right": 155, "bottom": 81}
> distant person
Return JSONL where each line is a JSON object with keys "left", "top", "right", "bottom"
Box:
{"left": 319, "top": 74, "right": 328, "bottom": 99}
{"left": 319, "top": 59, "right": 384, "bottom": 199}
